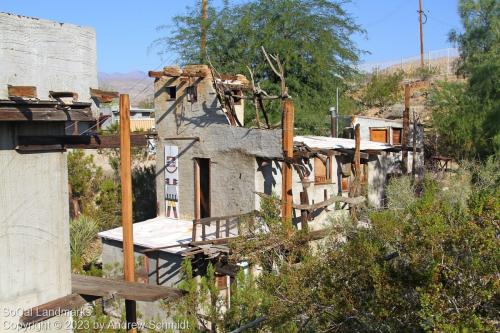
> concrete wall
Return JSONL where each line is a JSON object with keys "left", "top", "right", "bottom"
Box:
{"left": 101, "top": 239, "right": 208, "bottom": 323}
{"left": 0, "top": 123, "right": 71, "bottom": 332}
{"left": 154, "top": 70, "right": 282, "bottom": 220}
{"left": 0, "top": 12, "right": 98, "bottom": 109}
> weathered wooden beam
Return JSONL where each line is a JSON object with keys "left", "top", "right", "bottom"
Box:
{"left": 190, "top": 236, "right": 239, "bottom": 246}
{"left": 282, "top": 100, "right": 294, "bottom": 229}
{"left": 16, "top": 134, "right": 151, "bottom": 149}
{"left": 292, "top": 195, "right": 365, "bottom": 211}
{"left": 20, "top": 294, "right": 99, "bottom": 327}
{"left": 163, "top": 136, "right": 200, "bottom": 141}
{"left": 90, "top": 88, "right": 119, "bottom": 103}
{"left": 71, "top": 274, "right": 185, "bottom": 302}
{"left": 402, "top": 84, "right": 410, "bottom": 173}
{"left": 49, "top": 91, "right": 79, "bottom": 102}
{"left": 336, "top": 148, "right": 370, "bottom": 160}
{"left": 0, "top": 100, "right": 93, "bottom": 121}
{"left": 148, "top": 66, "right": 209, "bottom": 79}
{"left": 8, "top": 85, "right": 37, "bottom": 98}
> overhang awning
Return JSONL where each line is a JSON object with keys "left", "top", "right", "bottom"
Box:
{"left": 294, "top": 136, "right": 393, "bottom": 151}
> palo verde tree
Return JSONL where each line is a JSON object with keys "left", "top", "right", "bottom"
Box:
{"left": 157, "top": 0, "right": 364, "bottom": 134}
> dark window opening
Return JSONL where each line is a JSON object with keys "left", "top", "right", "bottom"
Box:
{"left": 167, "top": 86, "right": 176, "bottom": 100}
{"left": 232, "top": 89, "right": 242, "bottom": 105}
{"left": 187, "top": 85, "right": 198, "bottom": 103}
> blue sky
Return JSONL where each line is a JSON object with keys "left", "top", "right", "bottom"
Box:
{"left": 0, "top": 0, "right": 462, "bottom": 73}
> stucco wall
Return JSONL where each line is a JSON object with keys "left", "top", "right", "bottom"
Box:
{"left": 0, "top": 12, "right": 97, "bottom": 108}
{"left": 154, "top": 71, "right": 282, "bottom": 220}
{"left": 0, "top": 123, "right": 71, "bottom": 332}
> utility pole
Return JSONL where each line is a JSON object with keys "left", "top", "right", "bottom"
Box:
{"left": 200, "top": 0, "right": 208, "bottom": 63}
{"left": 419, "top": 0, "right": 425, "bottom": 67}
{"left": 120, "top": 94, "right": 137, "bottom": 333}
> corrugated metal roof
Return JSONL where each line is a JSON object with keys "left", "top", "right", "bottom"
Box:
{"left": 294, "top": 136, "right": 393, "bottom": 151}
{"left": 98, "top": 217, "right": 193, "bottom": 254}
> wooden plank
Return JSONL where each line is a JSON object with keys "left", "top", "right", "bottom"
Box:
{"left": 16, "top": 134, "right": 150, "bottom": 149}
{"left": 49, "top": 91, "right": 78, "bottom": 101}
{"left": 292, "top": 195, "right": 365, "bottom": 211}
{"left": 8, "top": 85, "right": 37, "bottom": 98}
{"left": 0, "top": 108, "right": 93, "bottom": 121}
{"left": 193, "top": 211, "right": 257, "bottom": 225}
{"left": 216, "top": 220, "right": 220, "bottom": 238}
{"left": 190, "top": 236, "right": 239, "bottom": 246}
{"left": 71, "top": 274, "right": 184, "bottom": 302}
{"left": 20, "top": 293, "right": 99, "bottom": 327}
{"left": 90, "top": 88, "right": 119, "bottom": 103}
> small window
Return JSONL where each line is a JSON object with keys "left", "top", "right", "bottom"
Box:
{"left": 232, "top": 89, "right": 242, "bottom": 105}
{"left": 187, "top": 85, "right": 197, "bottom": 103}
{"left": 370, "top": 128, "right": 388, "bottom": 143}
{"left": 167, "top": 86, "right": 176, "bottom": 100}
{"left": 341, "top": 177, "right": 350, "bottom": 192}
{"left": 314, "top": 156, "right": 332, "bottom": 184}
{"left": 392, "top": 128, "right": 402, "bottom": 145}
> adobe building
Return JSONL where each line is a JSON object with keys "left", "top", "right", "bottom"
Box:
{"left": 99, "top": 64, "right": 424, "bottom": 296}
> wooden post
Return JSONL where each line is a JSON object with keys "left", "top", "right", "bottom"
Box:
{"left": 412, "top": 111, "right": 418, "bottom": 177}
{"left": 353, "top": 124, "right": 361, "bottom": 194}
{"left": 282, "top": 99, "right": 294, "bottom": 229}
{"left": 120, "top": 94, "right": 137, "bottom": 332}
{"left": 402, "top": 84, "right": 410, "bottom": 173}
{"left": 349, "top": 124, "right": 361, "bottom": 220}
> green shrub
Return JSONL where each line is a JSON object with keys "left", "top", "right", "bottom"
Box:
{"left": 70, "top": 215, "right": 98, "bottom": 270}
{"left": 362, "top": 71, "right": 404, "bottom": 107}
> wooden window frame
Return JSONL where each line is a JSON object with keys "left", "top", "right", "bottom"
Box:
{"left": 369, "top": 127, "right": 389, "bottom": 143}
{"left": 392, "top": 127, "right": 402, "bottom": 146}
{"left": 314, "top": 156, "right": 332, "bottom": 184}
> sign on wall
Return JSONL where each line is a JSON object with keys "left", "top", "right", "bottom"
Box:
{"left": 164, "top": 145, "right": 179, "bottom": 219}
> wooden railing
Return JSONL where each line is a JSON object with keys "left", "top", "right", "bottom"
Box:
{"left": 192, "top": 211, "right": 258, "bottom": 242}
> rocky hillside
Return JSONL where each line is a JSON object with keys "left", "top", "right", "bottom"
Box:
{"left": 98, "top": 71, "right": 154, "bottom": 107}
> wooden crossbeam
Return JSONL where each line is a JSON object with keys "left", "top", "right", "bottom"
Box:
{"left": 20, "top": 294, "right": 99, "bottom": 327}
{"left": 16, "top": 134, "right": 152, "bottom": 150}
{"left": 292, "top": 195, "right": 365, "bottom": 211}
{"left": 8, "top": 85, "right": 37, "bottom": 98}
{"left": 71, "top": 274, "right": 185, "bottom": 302}
{"left": 0, "top": 100, "right": 92, "bottom": 121}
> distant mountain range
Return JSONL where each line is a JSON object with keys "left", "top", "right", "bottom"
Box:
{"left": 98, "top": 71, "right": 154, "bottom": 107}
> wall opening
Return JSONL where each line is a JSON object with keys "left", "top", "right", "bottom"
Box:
{"left": 195, "top": 158, "right": 211, "bottom": 219}
{"left": 167, "top": 86, "right": 177, "bottom": 100}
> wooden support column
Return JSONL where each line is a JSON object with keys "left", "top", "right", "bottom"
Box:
{"left": 402, "top": 84, "right": 410, "bottom": 173}
{"left": 350, "top": 124, "right": 361, "bottom": 220}
{"left": 120, "top": 94, "right": 137, "bottom": 332}
{"left": 282, "top": 99, "right": 294, "bottom": 229}
{"left": 353, "top": 124, "right": 361, "bottom": 194}
{"left": 412, "top": 111, "right": 418, "bottom": 177}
